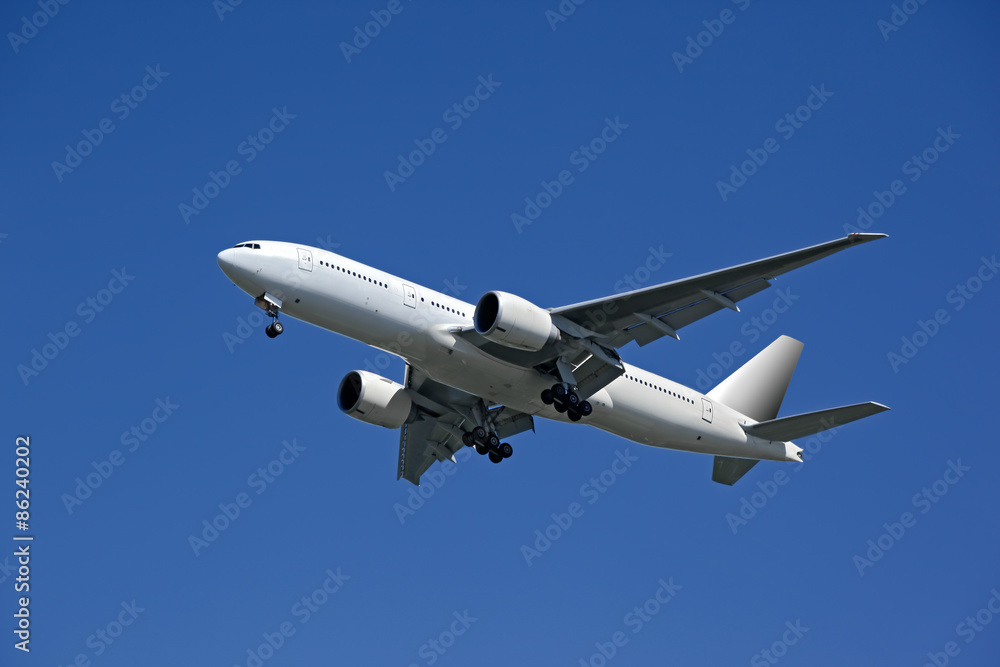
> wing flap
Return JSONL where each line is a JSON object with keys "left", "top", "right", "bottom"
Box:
{"left": 397, "top": 364, "right": 535, "bottom": 485}
{"left": 398, "top": 416, "right": 465, "bottom": 485}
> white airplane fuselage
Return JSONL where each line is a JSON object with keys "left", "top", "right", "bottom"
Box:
{"left": 217, "top": 241, "right": 802, "bottom": 464}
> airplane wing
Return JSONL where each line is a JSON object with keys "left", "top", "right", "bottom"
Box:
{"left": 397, "top": 413, "right": 465, "bottom": 486}
{"left": 452, "top": 233, "right": 885, "bottom": 403}
{"left": 550, "top": 233, "right": 887, "bottom": 349}
{"left": 397, "top": 364, "right": 534, "bottom": 485}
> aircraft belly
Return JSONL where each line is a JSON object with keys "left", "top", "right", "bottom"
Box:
{"left": 418, "top": 343, "right": 544, "bottom": 409}
{"left": 394, "top": 333, "right": 790, "bottom": 462}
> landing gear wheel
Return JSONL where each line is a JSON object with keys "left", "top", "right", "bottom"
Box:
{"left": 541, "top": 389, "right": 554, "bottom": 405}
{"left": 271, "top": 321, "right": 283, "bottom": 336}
{"left": 475, "top": 444, "right": 488, "bottom": 455}
{"left": 554, "top": 401, "right": 567, "bottom": 413}
{"left": 568, "top": 409, "right": 581, "bottom": 422}
{"left": 473, "top": 426, "right": 487, "bottom": 443}
{"left": 265, "top": 324, "right": 277, "bottom": 338}
{"left": 488, "top": 451, "right": 503, "bottom": 463}
{"left": 500, "top": 442, "right": 513, "bottom": 458}
{"left": 579, "top": 401, "right": 593, "bottom": 417}
{"left": 462, "top": 432, "right": 475, "bottom": 447}
{"left": 552, "top": 384, "right": 567, "bottom": 400}
{"left": 567, "top": 391, "right": 580, "bottom": 408}
{"left": 488, "top": 433, "right": 500, "bottom": 448}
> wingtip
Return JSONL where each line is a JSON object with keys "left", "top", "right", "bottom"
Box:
{"left": 847, "top": 232, "right": 889, "bottom": 243}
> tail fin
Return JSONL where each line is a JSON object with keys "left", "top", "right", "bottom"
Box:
{"left": 707, "top": 335, "right": 803, "bottom": 422}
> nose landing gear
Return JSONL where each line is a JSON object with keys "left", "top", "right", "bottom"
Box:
{"left": 261, "top": 300, "right": 283, "bottom": 338}
{"left": 254, "top": 292, "right": 285, "bottom": 338}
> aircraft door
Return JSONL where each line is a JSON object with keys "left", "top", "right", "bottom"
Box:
{"left": 701, "top": 398, "right": 714, "bottom": 423}
{"left": 403, "top": 284, "right": 416, "bottom": 308}
{"left": 297, "top": 248, "right": 313, "bottom": 271}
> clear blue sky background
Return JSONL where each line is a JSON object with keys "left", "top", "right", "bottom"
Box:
{"left": 3, "top": 1, "right": 999, "bottom": 665}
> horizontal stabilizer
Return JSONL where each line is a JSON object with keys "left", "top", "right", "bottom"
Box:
{"left": 742, "top": 402, "right": 889, "bottom": 442}
{"left": 712, "top": 456, "right": 759, "bottom": 486}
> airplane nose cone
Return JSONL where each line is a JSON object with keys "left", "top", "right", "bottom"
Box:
{"left": 217, "top": 248, "right": 235, "bottom": 275}
{"left": 216, "top": 245, "right": 262, "bottom": 295}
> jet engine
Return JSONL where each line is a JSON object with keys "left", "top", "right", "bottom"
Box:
{"left": 336, "top": 370, "right": 413, "bottom": 429}
{"left": 474, "top": 291, "right": 559, "bottom": 352}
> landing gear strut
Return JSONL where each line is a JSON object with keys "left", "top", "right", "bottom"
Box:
{"left": 541, "top": 383, "right": 592, "bottom": 421}
{"left": 263, "top": 304, "right": 283, "bottom": 338}
{"left": 463, "top": 425, "right": 512, "bottom": 463}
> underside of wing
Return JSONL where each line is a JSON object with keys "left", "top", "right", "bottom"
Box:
{"left": 397, "top": 416, "right": 466, "bottom": 486}
{"left": 551, "top": 233, "right": 887, "bottom": 349}
{"left": 448, "top": 234, "right": 885, "bottom": 414}
{"left": 397, "top": 364, "right": 534, "bottom": 485}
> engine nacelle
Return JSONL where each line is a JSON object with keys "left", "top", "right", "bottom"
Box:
{"left": 336, "top": 370, "right": 413, "bottom": 429}
{"left": 474, "top": 291, "right": 559, "bottom": 352}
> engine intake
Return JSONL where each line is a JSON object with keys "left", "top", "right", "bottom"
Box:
{"left": 337, "top": 370, "right": 413, "bottom": 429}
{"left": 474, "top": 291, "right": 559, "bottom": 352}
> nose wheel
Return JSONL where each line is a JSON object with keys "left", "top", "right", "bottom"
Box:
{"left": 541, "top": 383, "right": 592, "bottom": 421}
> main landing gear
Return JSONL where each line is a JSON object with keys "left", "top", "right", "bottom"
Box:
{"left": 462, "top": 426, "right": 513, "bottom": 464}
{"left": 540, "top": 383, "right": 593, "bottom": 422}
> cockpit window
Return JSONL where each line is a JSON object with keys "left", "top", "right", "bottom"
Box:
{"left": 232, "top": 243, "right": 262, "bottom": 249}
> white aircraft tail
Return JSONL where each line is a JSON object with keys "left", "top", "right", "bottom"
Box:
{"left": 708, "top": 336, "right": 890, "bottom": 485}
{"left": 707, "top": 335, "right": 803, "bottom": 422}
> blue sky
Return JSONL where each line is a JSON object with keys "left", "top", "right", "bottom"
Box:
{"left": 3, "top": 1, "right": 999, "bottom": 665}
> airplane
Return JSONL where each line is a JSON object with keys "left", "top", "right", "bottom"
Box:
{"left": 216, "top": 233, "right": 889, "bottom": 486}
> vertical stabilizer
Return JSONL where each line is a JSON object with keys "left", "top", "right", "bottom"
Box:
{"left": 707, "top": 335, "right": 803, "bottom": 422}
